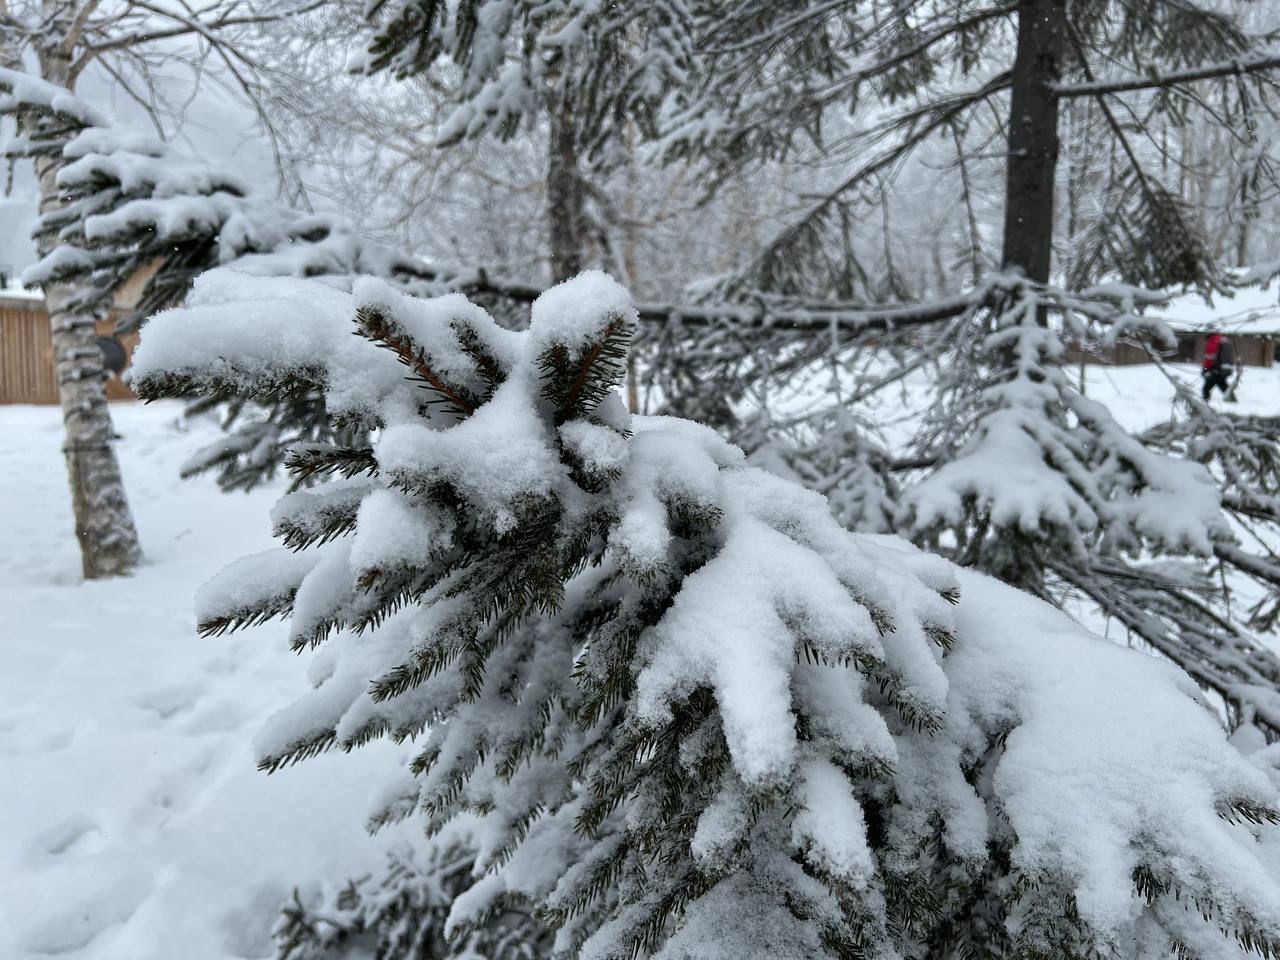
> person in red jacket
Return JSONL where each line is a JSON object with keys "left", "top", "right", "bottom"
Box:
{"left": 1202, "top": 330, "right": 1236, "bottom": 401}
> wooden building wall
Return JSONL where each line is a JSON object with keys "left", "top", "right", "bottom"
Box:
{"left": 1, "top": 261, "right": 157, "bottom": 404}
{"left": 1064, "top": 333, "right": 1276, "bottom": 368}
{"left": 0, "top": 298, "right": 57, "bottom": 404}
{"left": 1, "top": 297, "right": 140, "bottom": 404}
{"left": 1062, "top": 341, "right": 1155, "bottom": 366}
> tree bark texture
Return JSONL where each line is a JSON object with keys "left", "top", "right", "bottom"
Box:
{"left": 31, "top": 22, "right": 142, "bottom": 579}
{"left": 1001, "top": 0, "right": 1067, "bottom": 283}
{"left": 547, "top": 97, "right": 585, "bottom": 284}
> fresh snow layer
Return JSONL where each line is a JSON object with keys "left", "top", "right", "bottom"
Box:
{"left": 849, "top": 360, "right": 1280, "bottom": 454}
{"left": 0, "top": 66, "right": 109, "bottom": 127}
{"left": 527, "top": 269, "right": 636, "bottom": 356}
{"left": 1153, "top": 279, "right": 1280, "bottom": 335}
{"left": 130, "top": 271, "right": 416, "bottom": 423}
{"left": 0, "top": 402, "right": 411, "bottom": 960}
{"left": 944, "top": 563, "right": 1280, "bottom": 936}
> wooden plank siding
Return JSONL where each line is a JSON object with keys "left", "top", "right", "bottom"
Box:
{"left": 1, "top": 298, "right": 58, "bottom": 404}
{"left": 1063, "top": 334, "right": 1276, "bottom": 368}
{"left": 1, "top": 260, "right": 158, "bottom": 405}
{"left": 1062, "top": 341, "right": 1156, "bottom": 366}
{"left": 1, "top": 296, "right": 140, "bottom": 404}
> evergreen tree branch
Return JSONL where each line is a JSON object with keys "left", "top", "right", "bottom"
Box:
{"left": 1054, "top": 52, "right": 1280, "bottom": 98}
{"left": 355, "top": 304, "right": 481, "bottom": 418}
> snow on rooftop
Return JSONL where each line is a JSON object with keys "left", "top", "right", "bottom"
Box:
{"left": 1151, "top": 278, "right": 1280, "bottom": 335}
{"left": 0, "top": 276, "right": 43, "bottom": 303}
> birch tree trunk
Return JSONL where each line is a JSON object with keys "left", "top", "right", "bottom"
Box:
{"left": 29, "top": 21, "right": 142, "bottom": 579}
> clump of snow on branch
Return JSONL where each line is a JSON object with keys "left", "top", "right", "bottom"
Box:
{"left": 903, "top": 282, "right": 1226, "bottom": 558}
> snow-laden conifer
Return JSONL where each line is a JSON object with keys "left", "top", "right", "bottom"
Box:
{"left": 359, "top": 0, "right": 691, "bottom": 156}
{"left": 0, "top": 70, "right": 540, "bottom": 492}
{"left": 679, "top": 270, "right": 1280, "bottom": 745}
{"left": 134, "top": 269, "right": 1280, "bottom": 959}
{"left": 883, "top": 278, "right": 1280, "bottom": 739}
{"left": 275, "top": 825, "right": 548, "bottom": 960}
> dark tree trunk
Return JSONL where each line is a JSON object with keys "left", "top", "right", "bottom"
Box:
{"left": 1001, "top": 0, "right": 1067, "bottom": 283}
{"left": 547, "top": 98, "right": 585, "bottom": 283}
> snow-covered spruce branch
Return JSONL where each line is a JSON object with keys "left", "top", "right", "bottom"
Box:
{"left": 0, "top": 66, "right": 438, "bottom": 324}
{"left": 359, "top": 0, "right": 694, "bottom": 165}
{"left": 657, "top": 273, "right": 1280, "bottom": 739}
{"left": 1050, "top": 554, "right": 1280, "bottom": 728}
{"left": 864, "top": 280, "right": 1280, "bottom": 735}
{"left": 438, "top": 268, "right": 987, "bottom": 335}
{"left": 133, "top": 270, "right": 1280, "bottom": 959}
{"left": 667, "top": 2, "right": 1019, "bottom": 168}
{"left": 274, "top": 827, "right": 548, "bottom": 960}
{"left": 0, "top": 65, "right": 108, "bottom": 158}
{"left": 1141, "top": 409, "right": 1280, "bottom": 638}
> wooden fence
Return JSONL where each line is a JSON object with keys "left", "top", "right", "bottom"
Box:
{"left": 1063, "top": 333, "right": 1276, "bottom": 368}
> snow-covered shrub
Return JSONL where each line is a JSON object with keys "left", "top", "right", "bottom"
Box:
{"left": 276, "top": 828, "right": 548, "bottom": 960}
{"left": 134, "top": 270, "right": 1280, "bottom": 959}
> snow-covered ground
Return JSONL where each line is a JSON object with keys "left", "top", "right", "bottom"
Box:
{"left": 1078, "top": 361, "right": 1280, "bottom": 428}
{"left": 0, "top": 362, "right": 1276, "bottom": 959}
{"left": 0, "top": 402, "right": 409, "bottom": 960}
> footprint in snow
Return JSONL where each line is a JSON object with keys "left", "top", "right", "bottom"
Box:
{"left": 0, "top": 721, "right": 75, "bottom": 755}
{"left": 133, "top": 746, "right": 224, "bottom": 826}
{"left": 181, "top": 699, "right": 253, "bottom": 736}
{"left": 133, "top": 681, "right": 206, "bottom": 721}
{"left": 33, "top": 814, "right": 105, "bottom": 858}
{"left": 12, "top": 868, "right": 151, "bottom": 956}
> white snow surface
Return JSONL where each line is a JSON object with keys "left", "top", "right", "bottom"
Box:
{"left": 0, "top": 403, "right": 411, "bottom": 960}
{"left": 527, "top": 269, "right": 637, "bottom": 356}
{"left": 1154, "top": 278, "right": 1280, "bottom": 334}
{"left": 131, "top": 270, "right": 412, "bottom": 423}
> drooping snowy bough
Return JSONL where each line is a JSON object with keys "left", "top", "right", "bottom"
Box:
{"left": 0, "top": 69, "right": 541, "bottom": 494}
{"left": 134, "top": 270, "right": 1280, "bottom": 959}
